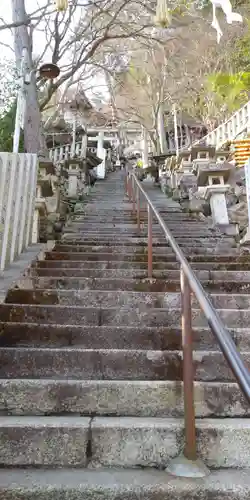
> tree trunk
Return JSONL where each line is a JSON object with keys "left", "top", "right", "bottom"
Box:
{"left": 141, "top": 126, "right": 149, "bottom": 168}
{"left": 12, "top": 0, "right": 42, "bottom": 154}
{"left": 157, "top": 103, "right": 167, "bottom": 154}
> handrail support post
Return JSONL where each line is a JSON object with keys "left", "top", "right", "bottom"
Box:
{"left": 180, "top": 267, "right": 197, "bottom": 462}
{"left": 137, "top": 187, "right": 140, "bottom": 231}
{"left": 148, "top": 204, "right": 153, "bottom": 278}
{"left": 132, "top": 176, "right": 136, "bottom": 214}
{"left": 128, "top": 175, "right": 132, "bottom": 202}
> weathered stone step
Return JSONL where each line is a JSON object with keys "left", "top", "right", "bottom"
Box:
{"left": 62, "top": 231, "right": 235, "bottom": 246}
{"left": 0, "top": 416, "right": 249, "bottom": 468}
{"left": 1, "top": 322, "right": 249, "bottom": 350}
{"left": 0, "top": 468, "right": 249, "bottom": 500}
{"left": 51, "top": 247, "right": 249, "bottom": 262}
{"left": 6, "top": 288, "right": 250, "bottom": 311}
{"left": 16, "top": 276, "right": 250, "bottom": 293}
{"left": 0, "top": 347, "right": 249, "bottom": 381}
{"left": 30, "top": 268, "right": 175, "bottom": 278}
{"left": 69, "top": 223, "right": 222, "bottom": 237}
{"left": 69, "top": 220, "right": 223, "bottom": 230}
{"left": 30, "top": 267, "right": 250, "bottom": 282}
{"left": 75, "top": 221, "right": 218, "bottom": 230}
{"left": 47, "top": 251, "right": 175, "bottom": 262}
{"left": 72, "top": 211, "right": 201, "bottom": 220}
{"left": 36, "top": 259, "right": 250, "bottom": 272}
{"left": 2, "top": 303, "right": 250, "bottom": 328}
{"left": 72, "top": 220, "right": 219, "bottom": 231}
{"left": 64, "top": 235, "right": 235, "bottom": 249}
{"left": 88, "top": 417, "right": 250, "bottom": 469}
{"left": 60, "top": 241, "right": 239, "bottom": 254}
{"left": 29, "top": 268, "right": 182, "bottom": 278}
{"left": 0, "top": 379, "right": 248, "bottom": 417}
{"left": 0, "top": 416, "right": 90, "bottom": 466}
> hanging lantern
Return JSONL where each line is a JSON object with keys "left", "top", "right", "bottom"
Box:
{"left": 154, "top": 0, "right": 172, "bottom": 28}
{"left": 55, "top": 0, "right": 68, "bottom": 12}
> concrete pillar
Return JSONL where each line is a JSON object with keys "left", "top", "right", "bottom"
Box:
{"left": 141, "top": 127, "right": 149, "bottom": 169}
{"left": 205, "top": 186, "right": 229, "bottom": 225}
{"left": 96, "top": 131, "right": 106, "bottom": 179}
{"left": 68, "top": 171, "right": 78, "bottom": 198}
{"left": 32, "top": 207, "right": 39, "bottom": 243}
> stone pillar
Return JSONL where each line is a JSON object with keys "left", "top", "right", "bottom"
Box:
{"left": 205, "top": 186, "right": 229, "bottom": 225}
{"left": 32, "top": 207, "right": 39, "bottom": 243}
{"left": 81, "top": 134, "right": 88, "bottom": 158}
{"left": 170, "top": 172, "right": 177, "bottom": 189}
{"left": 68, "top": 170, "right": 79, "bottom": 198}
{"left": 241, "top": 157, "right": 250, "bottom": 244}
{"left": 96, "top": 131, "right": 106, "bottom": 179}
{"left": 141, "top": 127, "right": 149, "bottom": 169}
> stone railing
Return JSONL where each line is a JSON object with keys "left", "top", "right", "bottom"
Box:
{"left": 49, "top": 137, "right": 88, "bottom": 163}
{"left": 0, "top": 153, "right": 38, "bottom": 271}
{"left": 198, "top": 101, "right": 250, "bottom": 149}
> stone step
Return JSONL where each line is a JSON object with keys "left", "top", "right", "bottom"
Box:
{"left": 72, "top": 212, "right": 202, "bottom": 220}
{"left": 69, "top": 220, "right": 224, "bottom": 230}
{"left": 0, "top": 379, "right": 249, "bottom": 418}
{"left": 36, "top": 259, "right": 250, "bottom": 271}
{"left": 0, "top": 468, "right": 249, "bottom": 500}
{"left": 6, "top": 289, "right": 250, "bottom": 310}
{"left": 60, "top": 241, "right": 238, "bottom": 254}
{"left": 68, "top": 224, "right": 223, "bottom": 237}
{"left": 76, "top": 221, "right": 218, "bottom": 230}
{"left": 1, "top": 303, "right": 250, "bottom": 328}
{"left": 64, "top": 236, "right": 235, "bottom": 249}
{"left": 1, "top": 323, "right": 249, "bottom": 350}
{"left": 0, "top": 347, "right": 249, "bottom": 381}
{"left": 29, "top": 268, "right": 193, "bottom": 279}
{"left": 0, "top": 416, "right": 249, "bottom": 468}
{"left": 89, "top": 417, "right": 250, "bottom": 469}
{"left": 71, "top": 215, "right": 215, "bottom": 224}
{"left": 30, "top": 267, "right": 250, "bottom": 282}
{"left": 15, "top": 276, "right": 250, "bottom": 293}
{"left": 0, "top": 416, "right": 90, "bottom": 466}
{"left": 62, "top": 231, "right": 235, "bottom": 246}
{"left": 51, "top": 247, "right": 249, "bottom": 262}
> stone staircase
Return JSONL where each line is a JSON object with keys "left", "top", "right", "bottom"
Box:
{"left": 0, "top": 172, "right": 250, "bottom": 498}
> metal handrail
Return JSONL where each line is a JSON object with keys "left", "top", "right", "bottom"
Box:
{"left": 126, "top": 171, "right": 250, "bottom": 463}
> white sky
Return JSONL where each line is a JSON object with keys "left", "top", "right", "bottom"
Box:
{"left": 0, "top": 0, "right": 38, "bottom": 57}
{"left": 0, "top": 1, "right": 108, "bottom": 102}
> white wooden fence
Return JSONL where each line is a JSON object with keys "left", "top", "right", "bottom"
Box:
{"left": 0, "top": 153, "right": 37, "bottom": 271}
{"left": 49, "top": 137, "right": 89, "bottom": 164}
{"left": 199, "top": 101, "right": 250, "bottom": 149}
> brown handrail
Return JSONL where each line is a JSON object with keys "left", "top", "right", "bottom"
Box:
{"left": 127, "top": 172, "right": 250, "bottom": 462}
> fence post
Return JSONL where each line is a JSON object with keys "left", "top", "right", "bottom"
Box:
{"left": 180, "top": 267, "right": 197, "bottom": 461}
{"left": 10, "top": 154, "right": 25, "bottom": 263}
{"left": 148, "top": 204, "right": 153, "bottom": 278}
{"left": 137, "top": 186, "right": 140, "bottom": 231}
{"left": 132, "top": 176, "right": 136, "bottom": 214}
{"left": 128, "top": 175, "right": 132, "bottom": 202}
{"left": 0, "top": 154, "right": 18, "bottom": 271}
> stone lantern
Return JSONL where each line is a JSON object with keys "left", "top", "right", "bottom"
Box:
{"left": 32, "top": 171, "right": 54, "bottom": 244}
{"left": 64, "top": 157, "right": 85, "bottom": 199}
{"left": 196, "top": 161, "right": 234, "bottom": 228}
{"left": 191, "top": 145, "right": 216, "bottom": 172}
{"left": 214, "top": 150, "right": 229, "bottom": 164}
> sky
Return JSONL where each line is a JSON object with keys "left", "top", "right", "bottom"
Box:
{"left": 0, "top": 1, "right": 108, "bottom": 104}
{"left": 0, "top": 0, "right": 44, "bottom": 59}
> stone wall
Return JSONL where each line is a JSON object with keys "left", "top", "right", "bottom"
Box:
{"left": 0, "top": 153, "right": 37, "bottom": 271}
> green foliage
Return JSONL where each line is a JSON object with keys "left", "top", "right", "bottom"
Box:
{"left": 231, "top": 20, "right": 250, "bottom": 72}
{"left": 206, "top": 72, "right": 250, "bottom": 112}
{"left": 128, "top": 63, "right": 147, "bottom": 85}
{"left": 0, "top": 101, "right": 24, "bottom": 153}
{"left": 0, "top": 59, "right": 18, "bottom": 116}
